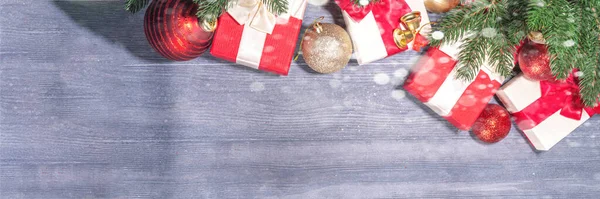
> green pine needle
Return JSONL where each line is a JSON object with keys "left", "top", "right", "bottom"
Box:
{"left": 125, "top": 0, "right": 150, "bottom": 13}
{"left": 195, "top": 0, "right": 288, "bottom": 23}
{"left": 431, "top": 0, "right": 600, "bottom": 106}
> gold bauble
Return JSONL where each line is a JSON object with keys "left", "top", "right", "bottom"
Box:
{"left": 301, "top": 23, "right": 352, "bottom": 74}
{"left": 424, "top": 0, "right": 460, "bottom": 13}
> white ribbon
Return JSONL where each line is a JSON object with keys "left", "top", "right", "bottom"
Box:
{"left": 228, "top": 0, "right": 305, "bottom": 34}
{"left": 231, "top": 0, "right": 307, "bottom": 70}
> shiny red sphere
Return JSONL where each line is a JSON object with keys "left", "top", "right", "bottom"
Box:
{"left": 472, "top": 104, "right": 511, "bottom": 143}
{"left": 144, "top": 0, "right": 213, "bottom": 61}
{"left": 518, "top": 41, "right": 554, "bottom": 81}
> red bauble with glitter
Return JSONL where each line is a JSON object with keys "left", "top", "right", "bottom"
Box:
{"left": 144, "top": 0, "right": 214, "bottom": 61}
{"left": 472, "top": 104, "right": 511, "bottom": 143}
{"left": 518, "top": 41, "right": 554, "bottom": 81}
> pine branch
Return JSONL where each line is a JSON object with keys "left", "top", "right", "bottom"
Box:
{"left": 429, "top": 1, "right": 490, "bottom": 47}
{"left": 527, "top": 0, "right": 579, "bottom": 80}
{"left": 195, "top": 0, "right": 288, "bottom": 23}
{"left": 575, "top": 0, "right": 600, "bottom": 106}
{"left": 455, "top": 35, "right": 487, "bottom": 81}
{"left": 125, "top": 0, "right": 150, "bottom": 13}
{"left": 195, "top": 0, "right": 229, "bottom": 23}
{"left": 263, "top": 0, "right": 288, "bottom": 16}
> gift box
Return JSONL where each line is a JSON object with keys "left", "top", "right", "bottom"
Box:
{"left": 210, "top": 0, "right": 308, "bottom": 75}
{"left": 404, "top": 41, "right": 508, "bottom": 130}
{"left": 496, "top": 74, "right": 600, "bottom": 150}
{"left": 335, "top": 0, "right": 430, "bottom": 65}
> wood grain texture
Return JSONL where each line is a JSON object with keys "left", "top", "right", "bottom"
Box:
{"left": 2, "top": 0, "right": 600, "bottom": 198}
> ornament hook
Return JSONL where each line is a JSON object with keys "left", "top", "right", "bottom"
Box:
{"left": 295, "top": 16, "right": 326, "bottom": 61}
{"left": 312, "top": 16, "right": 325, "bottom": 33}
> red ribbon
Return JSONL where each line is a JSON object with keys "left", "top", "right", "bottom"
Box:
{"left": 513, "top": 73, "right": 600, "bottom": 130}
{"left": 335, "top": 0, "right": 414, "bottom": 54}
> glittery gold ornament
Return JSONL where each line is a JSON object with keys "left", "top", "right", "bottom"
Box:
{"left": 301, "top": 18, "right": 352, "bottom": 74}
{"left": 424, "top": 0, "right": 460, "bottom": 13}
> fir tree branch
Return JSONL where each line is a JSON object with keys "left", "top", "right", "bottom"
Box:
{"left": 125, "top": 0, "right": 150, "bottom": 13}
{"left": 263, "top": 0, "right": 288, "bottom": 16}
{"left": 195, "top": 0, "right": 229, "bottom": 23}
{"left": 456, "top": 35, "right": 487, "bottom": 81}
{"left": 575, "top": 1, "right": 600, "bottom": 106}
{"left": 527, "top": 0, "right": 579, "bottom": 80}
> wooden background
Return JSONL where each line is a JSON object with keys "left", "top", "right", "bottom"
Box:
{"left": 2, "top": 0, "right": 600, "bottom": 198}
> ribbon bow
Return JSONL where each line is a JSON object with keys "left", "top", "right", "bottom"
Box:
{"left": 228, "top": 0, "right": 277, "bottom": 34}
{"left": 514, "top": 73, "right": 600, "bottom": 130}
{"left": 228, "top": 0, "right": 304, "bottom": 34}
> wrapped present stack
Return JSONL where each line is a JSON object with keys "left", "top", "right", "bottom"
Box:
{"left": 210, "top": 0, "right": 308, "bottom": 75}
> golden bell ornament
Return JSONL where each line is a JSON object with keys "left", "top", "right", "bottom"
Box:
{"left": 401, "top": 11, "right": 422, "bottom": 34}
{"left": 301, "top": 17, "right": 352, "bottom": 74}
{"left": 392, "top": 11, "right": 423, "bottom": 49}
{"left": 424, "top": 0, "right": 460, "bottom": 13}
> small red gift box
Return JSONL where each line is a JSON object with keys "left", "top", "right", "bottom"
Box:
{"left": 404, "top": 41, "right": 510, "bottom": 130}
{"left": 335, "top": 0, "right": 430, "bottom": 65}
{"left": 496, "top": 74, "right": 600, "bottom": 150}
{"left": 210, "top": 0, "right": 308, "bottom": 75}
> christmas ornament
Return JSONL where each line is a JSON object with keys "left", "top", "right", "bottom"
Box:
{"left": 301, "top": 17, "right": 352, "bottom": 74}
{"left": 423, "top": 0, "right": 460, "bottom": 13}
{"left": 472, "top": 104, "right": 511, "bottom": 143}
{"left": 518, "top": 41, "right": 554, "bottom": 81}
{"left": 144, "top": 0, "right": 216, "bottom": 61}
{"left": 393, "top": 11, "right": 422, "bottom": 49}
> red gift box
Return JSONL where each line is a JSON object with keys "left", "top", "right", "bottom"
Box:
{"left": 335, "top": 0, "right": 430, "bottom": 64}
{"left": 210, "top": 0, "right": 308, "bottom": 75}
{"left": 496, "top": 73, "right": 600, "bottom": 150}
{"left": 404, "top": 41, "right": 510, "bottom": 130}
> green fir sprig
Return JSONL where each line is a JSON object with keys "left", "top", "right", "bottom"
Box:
{"left": 125, "top": 0, "right": 150, "bottom": 13}
{"left": 431, "top": 0, "right": 600, "bottom": 106}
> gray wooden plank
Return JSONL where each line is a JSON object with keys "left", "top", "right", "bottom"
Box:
{"left": 2, "top": 0, "right": 600, "bottom": 198}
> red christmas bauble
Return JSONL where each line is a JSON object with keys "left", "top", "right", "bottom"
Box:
{"left": 144, "top": 0, "right": 214, "bottom": 61}
{"left": 472, "top": 104, "right": 511, "bottom": 143}
{"left": 518, "top": 41, "right": 554, "bottom": 81}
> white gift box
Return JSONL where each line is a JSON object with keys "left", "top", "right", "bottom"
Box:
{"left": 496, "top": 75, "right": 593, "bottom": 151}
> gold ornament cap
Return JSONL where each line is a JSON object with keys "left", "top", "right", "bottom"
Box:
{"left": 528, "top": 31, "right": 546, "bottom": 44}
{"left": 201, "top": 19, "right": 217, "bottom": 32}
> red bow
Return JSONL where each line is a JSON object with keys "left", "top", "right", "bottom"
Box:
{"left": 513, "top": 74, "right": 600, "bottom": 130}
